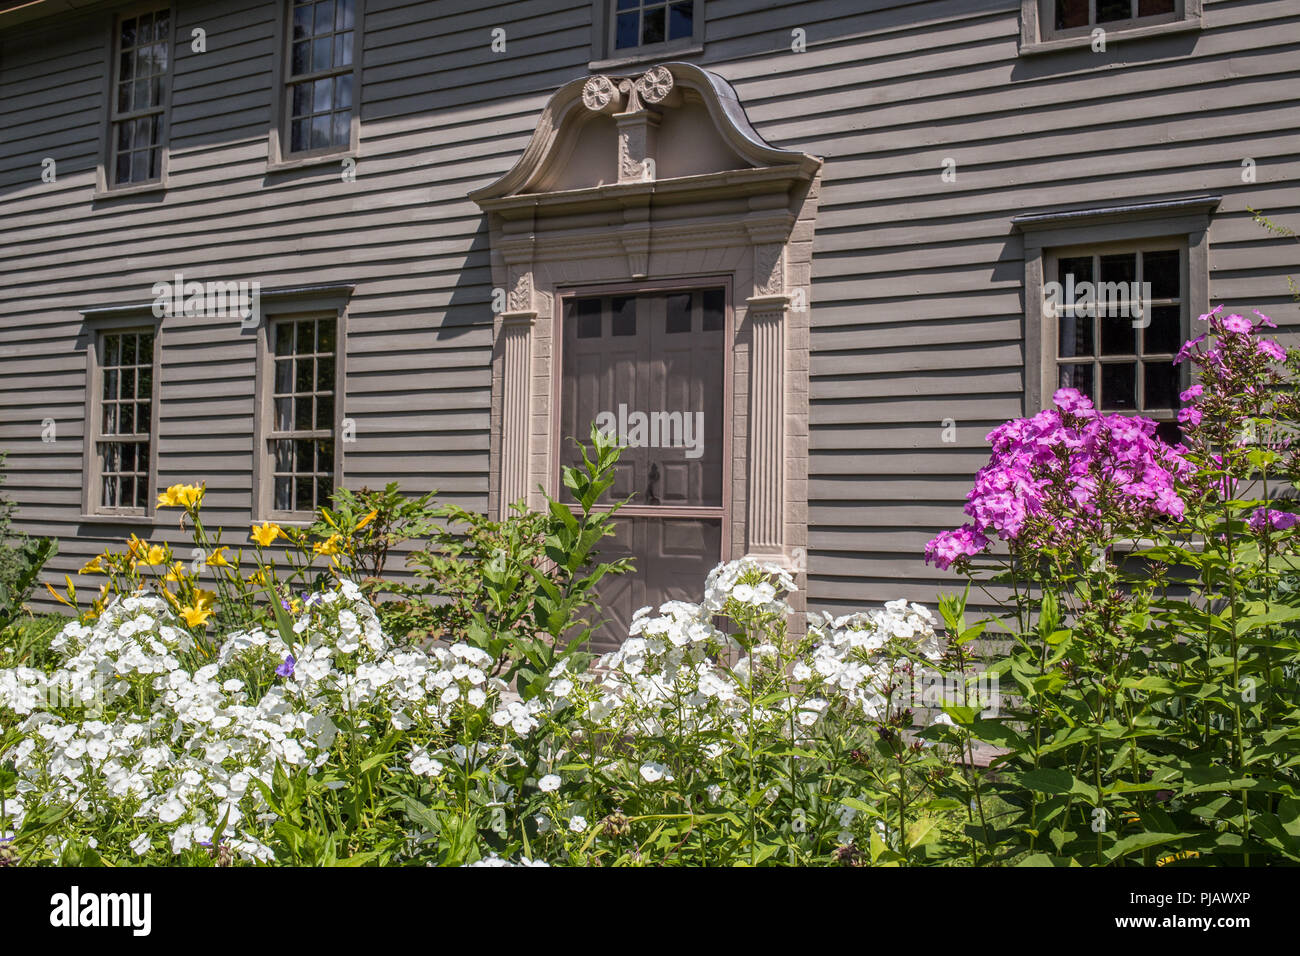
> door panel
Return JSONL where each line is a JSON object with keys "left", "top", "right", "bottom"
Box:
{"left": 560, "top": 287, "right": 727, "bottom": 650}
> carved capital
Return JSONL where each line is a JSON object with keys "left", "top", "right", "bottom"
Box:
{"left": 634, "top": 65, "right": 674, "bottom": 106}
{"left": 507, "top": 266, "right": 533, "bottom": 313}
{"left": 754, "top": 243, "right": 785, "bottom": 297}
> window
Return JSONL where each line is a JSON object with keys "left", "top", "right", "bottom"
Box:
{"left": 1046, "top": 244, "right": 1185, "bottom": 442}
{"left": 94, "top": 330, "right": 156, "bottom": 513}
{"left": 1014, "top": 195, "right": 1218, "bottom": 442}
{"left": 1020, "top": 0, "right": 1201, "bottom": 52}
{"left": 613, "top": 0, "right": 695, "bottom": 51}
{"left": 593, "top": 0, "right": 702, "bottom": 63}
{"left": 108, "top": 7, "right": 172, "bottom": 188}
{"left": 283, "top": 0, "right": 357, "bottom": 156}
{"left": 1053, "top": 0, "right": 1176, "bottom": 32}
{"left": 267, "top": 316, "right": 337, "bottom": 514}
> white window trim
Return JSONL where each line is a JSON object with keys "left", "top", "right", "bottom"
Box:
{"left": 1019, "top": 0, "right": 1203, "bottom": 56}
{"left": 1015, "top": 195, "right": 1219, "bottom": 416}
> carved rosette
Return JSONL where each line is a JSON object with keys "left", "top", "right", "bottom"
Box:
{"left": 633, "top": 65, "right": 674, "bottom": 106}
{"left": 582, "top": 74, "right": 619, "bottom": 113}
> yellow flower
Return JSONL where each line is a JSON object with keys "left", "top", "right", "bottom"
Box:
{"left": 126, "top": 534, "right": 146, "bottom": 559}
{"left": 313, "top": 533, "right": 343, "bottom": 556}
{"left": 204, "top": 547, "right": 232, "bottom": 568}
{"left": 250, "top": 522, "right": 283, "bottom": 547}
{"left": 194, "top": 589, "right": 217, "bottom": 611}
{"left": 46, "top": 581, "right": 74, "bottom": 608}
{"left": 164, "top": 561, "right": 187, "bottom": 582}
{"left": 355, "top": 509, "right": 378, "bottom": 532}
{"left": 249, "top": 568, "right": 267, "bottom": 587}
{"left": 142, "top": 544, "right": 168, "bottom": 566}
{"left": 179, "top": 604, "right": 213, "bottom": 628}
{"left": 157, "top": 483, "right": 204, "bottom": 510}
{"left": 80, "top": 555, "right": 105, "bottom": 574}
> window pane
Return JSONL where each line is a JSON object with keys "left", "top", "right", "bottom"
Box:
{"left": 312, "top": 35, "right": 333, "bottom": 72}
{"left": 315, "top": 395, "right": 334, "bottom": 430}
{"left": 336, "top": 0, "right": 354, "bottom": 30}
{"left": 292, "top": 40, "right": 311, "bottom": 75}
{"left": 296, "top": 476, "right": 313, "bottom": 511}
{"left": 293, "top": 2, "right": 313, "bottom": 40}
{"left": 615, "top": 12, "right": 639, "bottom": 49}
{"left": 335, "top": 73, "right": 353, "bottom": 110}
{"left": 317, "top": 474, "right": 333, "bottom": 508}
{"left": 314, "top": 0, "right": 335, "bottom": 34}
{"left": 275, "top": 476, "right": 292, "bottom": 511}
{"left": 296, "top": 439, "right": 315, "bottom": 472}
{"left": 139, "top": 333, "right": 155, "bottom": 364}
{"left": 1144, "top": 361, "right": 1180, "bottom": 411}
{"left": 120, "top": 367, "right": 135, "bottom": 399}
{"left": 335, "top": 31, "right": 353, "bottom": 67}
{"left": 275, "top": 398, "right": 293, "bottom": 431}
{"left": 641, "top": 6, "right": 665, "bottom": 44}
{"left": 669, "top": 1, "right": 693, "bottom": 40}
{"left": 120, "top": 402, "right": 135, "bottom": 434}
{"left": 702, "top": 289, "right": 725, "bottom": 332}
{"left": 275, "top": 359, "right": 293, "bottom": 394}
{"left": 120, "top": 17, "right": 136, "bottom": 49}
{"left": 317, "top": 317, "right": 336, "bottom": 352}
{"left": 1138, "top": 0, "right": 1176, "bottom": 14}
{"left": 1100, "top": 316, "right": 1136, "bottom": 356}
{"left": 1097, "top": 0, "right": 1132, "bottom": 22}
{"left": 292, "top": 81, "right": 312, "bottom": 118}
{"left": 317, "top": 438, "right": 334, "bottom": 473}
{"left": 296, "top": 357, "right": 314, "bottom": 394}
{"left": 611, "top": 296, "right": 636, "bottom": 336}
{"left": 1058, "top": 363, "right": 1094, "bottom": 400}
{"left": 311, "top": 113, "right": 331, "bottom": 150}
{"left": 1055, "top": 0, "right": 1089, "bottom": 29}
{"left": 1100, "top": 252, "right": 1136, "bottom": 287}
{"left": 666, "top": 293, "right": 692, "bottom": 334}
{"left": 332, "top": 111, "right": 350, "bottom": 147}
{"left": 316, "top": 355, "right": 335, "bottom": 391}
{"left": 275, "top": 439, "right": 293, "bottom": 472}
{"left": 275, "top": 321, "right": 294, "bottom": 356}
{"left": 575, "top": 299, "right": 601, "bottom": 338}
{"left": 1143, "top": 249, "right": 1180, "bottom": 300}
{"left": 314, "top": 76, "right": 333, "bottom": 112}
{"left": 296, "top": 396, "right": 313, "bottom": 430}
{"left": 1057, "top": 255, "right": 1092, "bottom": 285}
{"left": 1101, "top": 362, "right": 1137, "bottom": 410}
{"left": 291, "top": 119, "right": 310, "bottom": 152}
{"left": 1058, "top": 315, "right": 1094, "bottom": 358}
{"left": 1143, "top": 305, "right": 1182, "bottom": 355}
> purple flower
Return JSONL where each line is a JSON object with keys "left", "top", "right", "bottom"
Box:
{"left": 1052, "top": 387, "right": 1094, "bottom": 416}
{"left": 1174, "top": 334, "right": 1206, "bottom": 365}
{"left": 1254, "top": 310, "right": 1277, "bottom": 329}
{"left": 1223, "top": 313, "right": 1252, "bottom": 335}
{"left": 1179, "top": 383, "right": 1203, "bottom": 403}
{"left": 276, "top": 654, "right": 296, "bottom": 678}
{"left": 1248, "top": 509, "right": 1300, "bottom": 533}
{"left": 1257, "top": 338, "right": 1287, "bottom": 362}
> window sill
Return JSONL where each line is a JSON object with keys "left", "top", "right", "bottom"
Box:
{"left": 78, "top": 513, "right": 157, "bottom": 526}
{"left": 266, "top": 150, "right": 355, "bottom": 174}
{"left": 589, "top": 42, "right": 704, "bottom": 72}
{"left": 1019, "top": 16, "right": 1202, "bottom": 57}
{"left": 92, "top": 181, "right": 167, "bottom": 201}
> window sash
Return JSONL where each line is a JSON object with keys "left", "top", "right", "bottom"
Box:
{"left": 108, "top": 7, "right": 171, "bottom": 187}
{"left": 93, "top": 329, "right": 157, "bottom": 514}
{"left": 1050, "top": 0, "right": 1182, "bottom": 36}
{"left": 265, "top": 316, "right": 337, "bottom": 515}
{"left": 1045, "top": 243, "right": 1186, "bottom": 421}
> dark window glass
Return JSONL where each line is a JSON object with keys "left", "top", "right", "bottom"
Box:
{"left": 1101, "top": 362, "right": 1137, "bottom": 410}
{"left": 1143, "top": 305, "right": 1181, "bottom": 355}
{"left": 666, "top": 293, "right": 692, "bottom": 334}
{"left": 111, "top": 8, "right": 170, "bottom": 186}
{"left": 1097, "top": 0, "right": 1133, "bottom": 23}
{"left": 611, "top": 296, "right": 636, "bottom": 336}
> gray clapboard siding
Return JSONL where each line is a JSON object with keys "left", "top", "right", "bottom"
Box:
{"left": 1, "top": 0, "right": 1298, "bottom": 626}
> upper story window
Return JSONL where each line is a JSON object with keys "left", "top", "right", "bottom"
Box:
{"left": 93, "top": 329, "right": 157, "bottom": 513}
{"left": 1021, "top": 0, "right": 1201, "bottom": 53}
{"left": 109, "top": 8, "right": 172, "bottom": 187}
{"left": 594, "top": 0, "right": 702, "bottom": 64}
{"left": 614, "top": 0, "right": 695, "bottom": 51}
{"left": 284, "top": 0, "right": 357, "bottom": 155}
{"left": 1053, "top": 0, "right": 1178, "bottom": 32}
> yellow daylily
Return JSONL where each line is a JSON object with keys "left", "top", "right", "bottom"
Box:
{"left": 157, "top": 483, "right": 205, "bottom": 510}
{"left": 179, "top": 604, "right": 214, "bottom": 628}
{"left": 204, "top": 547, "right": 232, "bottom": 568}
{"left": 250, "top": 522, "right": 283, "bottom": 548}
{"left": 313, "top": 533, "right": 343, "bottom": 556}
{"left": 125, "top": 534, "right": 146, "bottom": 559}
{"left": 46, "top": 581, "right": 75, "bottom": 608}
{"left": 80, "top": 555, "right": 105, "bottom": 574}
{"left": 355, "top": 509, "right": 378, "bottom": 532}
{"left": 141, "top": 544, "right": 168, "bottom": 566}
{"left": 163, "top": 561, "right": 188, "bottom": 582}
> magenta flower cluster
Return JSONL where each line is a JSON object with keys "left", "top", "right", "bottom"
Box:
{"left": 925, "top": 389, "right": 1191, "bottom": 570}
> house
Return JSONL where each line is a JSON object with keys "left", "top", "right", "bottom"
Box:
{"left": 1, "top": 0, "right": 1297, "bottom": 648}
